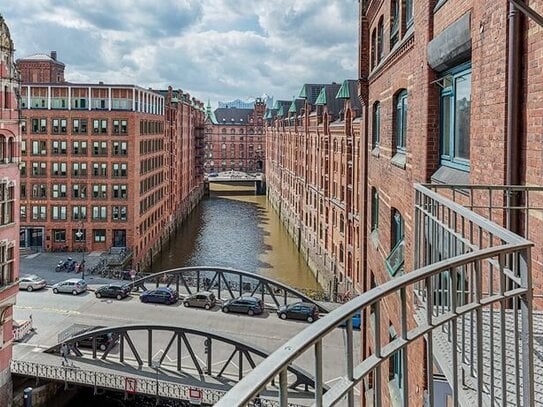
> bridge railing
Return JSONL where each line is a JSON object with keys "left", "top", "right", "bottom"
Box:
{"left": 216, "top": 184, "right": 535, "bottom": 407}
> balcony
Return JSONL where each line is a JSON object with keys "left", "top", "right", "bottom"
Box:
{"left": 217, "top": 184, "right": 540, "bottom": 407}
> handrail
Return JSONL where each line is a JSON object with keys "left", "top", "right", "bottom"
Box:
{"left": 216, "top": 242, "right": 532, "bottom": 406}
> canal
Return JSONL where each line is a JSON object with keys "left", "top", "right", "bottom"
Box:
{"left": 63, "top": 184, "right": 321, "bottom": 406}
{"left": 152, "top": 183, "right": 320, "bottom": 293}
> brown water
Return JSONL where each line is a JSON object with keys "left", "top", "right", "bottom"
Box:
{"left": 151, "top": 184, "right": 320, "bottom": 292}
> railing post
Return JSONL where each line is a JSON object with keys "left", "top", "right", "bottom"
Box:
{"left": 315, "top": 339, "right": 323, "bottom": 407}
{"left": 520, "top": 248, "right": 534, "bottom": 406}
{"left": 373, "top": 301, "right": 382, "bottom": 407}
{"left": 346, "top": 318, "right": 355, "bottom": 407}
{"left": 425, "top": 277, "right": 434, "bottom": 407}
{"left": 279, "top": 368, "right": 288, "bottom": 407}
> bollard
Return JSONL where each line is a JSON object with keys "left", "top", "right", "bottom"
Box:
{"left": 23, "top": 387, "right": 32, "bottom": 407}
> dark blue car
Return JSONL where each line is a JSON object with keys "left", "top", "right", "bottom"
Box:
{"left": 140, "top": 287, "right": 178, "bottom": 305}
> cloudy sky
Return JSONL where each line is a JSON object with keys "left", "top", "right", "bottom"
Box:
{"left": 2, "top": 1, "right": 359, "bottom": 105}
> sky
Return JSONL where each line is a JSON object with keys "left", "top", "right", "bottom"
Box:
{"left": 2, "top": 1, "right": 359, "bottom": 106}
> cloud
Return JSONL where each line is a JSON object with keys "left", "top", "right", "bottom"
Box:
{"left": 2, "top": 0, "right": 358, "bottom": 103}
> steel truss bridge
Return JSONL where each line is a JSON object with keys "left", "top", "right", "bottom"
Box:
{"left": 13, "top": 324, "right": 322, "bottom": 406}
{"left": 130, "top": 266, "right": 330, "bottom": 314}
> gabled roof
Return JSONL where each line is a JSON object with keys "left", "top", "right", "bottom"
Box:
{"left": 264, "top": 108, "right": 277, "bottom": 120}
{"left": 214, "top": 107, "right": 253, "bottom": 124}
{"left": 314, "top": 83, "right": 343, "bottom": 117}
{"left": 288, "top": 98, "right": 304, "bottom": 115}
{"left": 272, "top": 100, "right": 292, "bottom": 118}
{"left": 336, "top": 79, "right": 362, "bottom": 114}
{"left": 298, "top": 84, "right": 326, "bottom": 105}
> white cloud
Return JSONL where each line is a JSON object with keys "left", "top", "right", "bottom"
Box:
{"left": 2, "top": 0, "right": 358, "bottom": 103}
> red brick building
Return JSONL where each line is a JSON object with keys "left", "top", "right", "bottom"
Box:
{"left": 266, "top": 80, "right": 362, "bottom": 299}
{"left": 17, "top": 51, "right": 65, "bottom": 84}
{"left": 0, "top": 15, "right": 20, "bottom": 402}
{"left": 358, "top": 0, "right": 543, "bottom": 405}
{"left": 204, "top": 99, "right": 266, "bottom": 174}
{"left": 17, "top": 54, "right": 205, "bottom": 270}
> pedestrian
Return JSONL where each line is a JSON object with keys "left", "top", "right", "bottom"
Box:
{"left": 60, "top": 343, "right": 68, "bottom": 366}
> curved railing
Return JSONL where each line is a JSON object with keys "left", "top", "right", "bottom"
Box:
{"left": 217, "top": 184, "right": 536, "bottom": 407}
{"left": 129, "top": 266, "right": 330, "bottom": 313}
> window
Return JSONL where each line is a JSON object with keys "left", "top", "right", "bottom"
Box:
{"left": 113, "top": 120, "right": 120, "bottom": 134}
{"left": 32, "top": 205, "right": 47, "bottom": 220}
{"left": 72, "top": 162, "right": 87, "bottom": 177}
{"left": 112, "top": 163, "right": 128, "bottom": 177}
{"left": 52, "top": 184, "right": 67, "bottom": 198}
{"left": 93, "top": 229, "right": 106, "bottom": 243}
{"left": 440, "top": 66, "right": 471, "bottom": 170}
{"left": 72, "top": 184, "right": 87, "bottom": 199}
{"left": 52, "top": 140, "right": 67, "bottom": 155}
{"left": 31, "top": 141, "right": 47, "bottom": 155}
{"left": 101, "top": 120, "right": 108, "bottom": 133}
{"left": 73, "top": 141, "right": 88, "bottom": 155}
{"left": 20, "top": 205, "right": 26, "bottom": 220}
{"left": 112, "top": 206, "right": 127, "bottom": 221}
{"left": 51, "top": 206, "right": 67, "bottom": 220}
{"left": 92, "top": 206, "right": 107, "bottom": 220}
{"left": 92, "top": 184, "right": 107, "bottom": 199}
{"left": 52, "top": 162, "right": 67, "bottom": 177}
{"left": 93, "top": 141, "right": 107, "bottom": 155}
{"left": 377, "top": 17, "right": 384, "bottom": 63}
{"left": 388, "top": 325, "right": 404, "bottom": 393}
{"left": 405, "top": 0, "right": 413, "bottom": 27}
{"left": 371, "top": 188, "right": 379, "bottom": 230}
{"left": 394, "top": 90, "right": 408, "bottom": 152}
{"left": 121, "top": 120, "right": 128, "bottom": 133}
{"left": 390, "top": 0, "right": 400, "bottom": 48}
{"left": 93, "top": 120, "right": 100, "bottom": 133}
{"left": 112, "top": 184, "right": 127, "bottom": 199}
{"left": 112, "top": 141, "right": 127, "bottom": 155}
{"left": 0, "top": 184, "right": 14, "bottom": 225}
{"left": 93, "top": 163, "right": 107, "bottom": 177}
{"left": 72, "top": 206, "right": 87, "bottom": 220}
{"left": 372, "top": 102, "right": 381, "bottom": 148}
{"left": 32, "top": 162, "right": 47, "bottom": 176}
{"left": 52, "top": 119, "right": 60, "bottom": 133}
{"left": 73, "top": 119, "right": 88, "bottom": 134}
{"left": 53, "top": 229, "right": 66, "bottom": 243}
{"left": 385, "top": 209, "right": 405, "bottom": 276}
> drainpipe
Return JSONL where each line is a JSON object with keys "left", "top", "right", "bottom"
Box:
{"left": 506, "top": 0, "right": 521, "bottom": 235}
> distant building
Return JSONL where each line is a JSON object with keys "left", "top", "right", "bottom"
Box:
{"left": 16, "top": 53, "right": 205, "bottom": 270}
{"left": 204, "top": 98, "right": 266, "bottom": 173}
{"left": 0, "top": 14, "right": 20, "bottom": 402}
{"left": 265, "top": 80, "right": 362, "bottom": 298}
{"left": 17, "top": 51, "right": 65, "bottom": 84}
{"left": 218, "top": 98, "right": 255, "bottom": 109}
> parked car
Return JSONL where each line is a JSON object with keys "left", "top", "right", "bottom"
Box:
{"left": 52, "top": 278, "right": 87, "bottom": 295}
{"left": 183, "top": 291, "right": 216, "bottom": 310}
{"left": 95, "top": 284, "right": 130, "bottom": 300}
{"left": 208, "top": 172, "right": 219, "bottom": 177}
{"left": 140, "top": 287, "right": 178, "bottom": 305}
{"left": 19, "top": 275, "right": 46, "bottom": 292}
{"left": 222, "top": 296, "right": 263, "bottom": 316}
{"left": 74, "top": 326, "right": 119, "bottom": 351}
{"left": 277, "top": 302, "right": 319, "bottom": 323}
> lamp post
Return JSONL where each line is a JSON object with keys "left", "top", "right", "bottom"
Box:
{"left": 75, "top": 226, "right": 85, "bottom": 280}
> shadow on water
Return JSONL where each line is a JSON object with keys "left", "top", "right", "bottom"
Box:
{"left": 151, "top": 184, "right": 320, "bottom": 290}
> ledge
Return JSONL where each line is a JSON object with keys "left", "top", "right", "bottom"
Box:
{"left": 371, "top": 147, "right": 380, "bottom": 158}
{"left": 391, "top": 152, "right": 406, "bottom": 170}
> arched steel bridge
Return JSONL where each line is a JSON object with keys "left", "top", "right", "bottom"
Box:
{"left": 22, "top": 324, "right": 325, "bottom": 405}
{"left": 129, "top": 266, "right": 330, "bottom": 313}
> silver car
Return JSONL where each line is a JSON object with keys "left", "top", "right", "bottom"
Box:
{"left": 19, "top": 275, "right": 47, "bottom": 292}
{"left": 52, "top": 278, "right": 87, "bottom": 295}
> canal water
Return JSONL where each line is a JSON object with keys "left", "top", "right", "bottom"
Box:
{"left": 65, "top": 184, "right": 320, "bottom": 406}
{"left": 151, "top": 184, "right": 320, "bottom": 292}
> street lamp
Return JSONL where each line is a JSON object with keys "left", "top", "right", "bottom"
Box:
{"left": 75, "top": 226, "right": 85, "bottom": 280}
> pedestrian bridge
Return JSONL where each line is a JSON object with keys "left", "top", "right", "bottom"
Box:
{"left": 204, "top": 171, "right": 266, "bottom": 194}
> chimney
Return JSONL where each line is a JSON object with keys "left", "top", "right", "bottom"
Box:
{"left": 51, "top": 51, "right": 57, "bottom": 61}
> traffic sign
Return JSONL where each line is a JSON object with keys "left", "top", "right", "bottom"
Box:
{"left": 189, "top": 388, "right": 202, "bottom": 405}
{"left": 125, "top": 377, "right": 137, "bottom": 394}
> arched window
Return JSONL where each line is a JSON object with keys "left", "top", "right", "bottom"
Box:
{"left": 372, "top": 102, "right": 381, "bottom": 148}
{"left": 394, "top": 90, "right": 408, "bottom": 152}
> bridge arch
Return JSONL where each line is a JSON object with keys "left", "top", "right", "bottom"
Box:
{"left": 130, "top": 266, "right": 330, "bottom": 313}
{"left": 46, "top": 324, "right": 321, "bottom": 393}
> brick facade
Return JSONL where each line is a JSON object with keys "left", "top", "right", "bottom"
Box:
{"left": 17, "top": 56, "right": 204, "bottom": 270}
{"left": 0, "top": 15, "right": 20, "bottom": 406}
{"left": 204, "top": 99, "right": 266, "bottom": 174}
{"left": 265, "top": 81, "right": 362, "bottom": 299}
{"left": 359, "top": 0, "right": 543, "bottom": 404}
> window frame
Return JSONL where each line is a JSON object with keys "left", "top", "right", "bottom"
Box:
{"left": 372, "top": 102, "right": 381, "bottom": 148}
{"left": 394, "top": 90, "right": 408, "bottom": 153}
{"left": 439, "top": 64, "right": 472, "bottom": 171}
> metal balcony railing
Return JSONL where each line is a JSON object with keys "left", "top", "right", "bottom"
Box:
{"left": 217, "top": 184, "right": 537, "bottom": 407}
